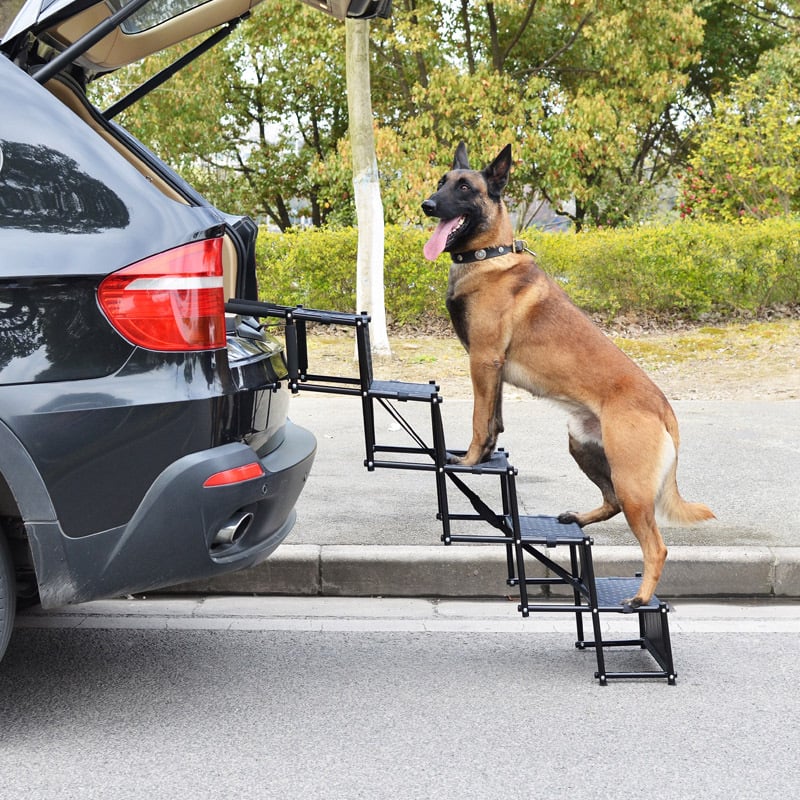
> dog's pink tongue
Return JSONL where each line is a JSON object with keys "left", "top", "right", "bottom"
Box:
{"left": 423, "top": 217, "right": 463, "bottom": 261}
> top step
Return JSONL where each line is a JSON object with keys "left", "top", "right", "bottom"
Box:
{"left": 368, "top": 380, "right": 441, "bottom": 402}
{"left": 225, "top": 300, "right": 369, "bottom": 328}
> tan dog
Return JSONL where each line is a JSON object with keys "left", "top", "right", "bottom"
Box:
{"left": 422, "top": 142, "right": 714, "bottom": 609}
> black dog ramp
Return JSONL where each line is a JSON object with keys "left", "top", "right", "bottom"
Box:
{"left": 226, "top": 300, "right": 678, "bottom": 685}
{"left": 510, "top": 515, "right": 677, "bottom": 685}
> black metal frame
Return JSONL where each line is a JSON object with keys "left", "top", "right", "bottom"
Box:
{"left": 226, "top": 300, "right": 677, "bottom": 685}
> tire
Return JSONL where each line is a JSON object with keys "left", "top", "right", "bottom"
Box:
{"left": 0, "top": 531, "right": 15, "bottom": 663}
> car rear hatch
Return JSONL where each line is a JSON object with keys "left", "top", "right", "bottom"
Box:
{"left": 1, "top": 0, "right": 391, "bottom": 297}
{"left": 1, "top": 0, "right": 392, "bottom": 67}
{"left": 1, "top": 0, "right": 389, "bottom": 452}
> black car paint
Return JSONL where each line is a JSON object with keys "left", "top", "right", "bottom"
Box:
{"left": 0, "top": 345, "right": 288, "bottom": 537}
{"left": 0, "top": 50, "right": 316, "bottom": 610}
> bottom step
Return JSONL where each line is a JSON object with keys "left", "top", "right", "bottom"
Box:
{"left": 581, "top": 578, "right": 675, "bottom": 685}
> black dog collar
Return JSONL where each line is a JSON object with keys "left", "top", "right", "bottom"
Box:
{"left": 452, "top": 240, "right": 529, "bottom": 264}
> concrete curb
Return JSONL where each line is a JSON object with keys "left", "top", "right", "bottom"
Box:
{"left": 167, "top": 544, "right": 800, "bottom": 599}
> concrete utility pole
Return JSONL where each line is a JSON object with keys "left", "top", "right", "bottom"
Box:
{"left": 345, "top": 17, "right": 391, "bottom": 356}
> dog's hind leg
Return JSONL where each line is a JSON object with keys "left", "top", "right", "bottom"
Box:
{"left": 603, "top": 414, "right": 671, "bottom": 608}
{"left": 558, "top": 434, "right": 622, "bottom": 526}
{"left": 617, "top": 498, "right": 667, "bottom": 609}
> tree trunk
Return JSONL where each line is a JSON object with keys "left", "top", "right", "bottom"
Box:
{"left": 345, "top": 18, "right": 391, "bottom": 356}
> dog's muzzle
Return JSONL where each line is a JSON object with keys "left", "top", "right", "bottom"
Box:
{"left": 421, "top": 198, "right": 438, "bottom": 218}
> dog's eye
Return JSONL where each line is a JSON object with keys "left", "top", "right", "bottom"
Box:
{"left": 459, "top": 183, "right": 471, "bottom": 192}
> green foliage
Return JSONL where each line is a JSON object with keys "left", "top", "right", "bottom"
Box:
{"left": 256, "top": 226, "right": 450, "bottom": 323}
{"left": 530, "top": 218, "right": 800, "bottom": 317}
{"left": 331, "top": 0, "right": 706, "bottom": 230}
{"left": 256, "top": 219, "right": 800, "bottom": 324}
{"left": 678, "top": 42, "right": 800, "bottom": 222}
{"left": 90, "top": 1, "right": 348, "bottom": 230}
{"left": 687, "top": 0, "right": 793, "bottom": 106}
{"left": 256, "top": 227, "right": 358, "bottom": 311}
{"left": 89, "top": 0, "right": 712, "bottom": 231}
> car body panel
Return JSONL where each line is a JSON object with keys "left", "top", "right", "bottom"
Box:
{"left": 24, "top": 422, "right": 315, "bottom": 606}
{"left": 0, "top": 343, "right": 287, "bottom": 535}
{"left": 0, "top": 0, "right": 346, "bottom": 615}
{"left": 2, "top": 0, "right": 258, "bottom": 67}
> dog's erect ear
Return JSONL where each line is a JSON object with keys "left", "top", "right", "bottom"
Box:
{"left": 483, "top": 144, "right": 512, "bottom": 198}
{"left": 452, "top": 141, "right": 470, "bottom": 171}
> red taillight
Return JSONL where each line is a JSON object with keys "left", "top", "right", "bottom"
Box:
{"left": 203, "top": 462, "right": 264, "bottom": 488}
{"left": 98, "top": 238, "right": 226, "bottom": 351}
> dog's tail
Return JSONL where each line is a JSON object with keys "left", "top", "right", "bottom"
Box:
{"left": 658, "top": 458, "right": 715, "bottom": 525}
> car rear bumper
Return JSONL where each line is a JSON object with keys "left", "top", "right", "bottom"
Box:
{"left": 27, "top": 420, "right": 316, "bottom": 607}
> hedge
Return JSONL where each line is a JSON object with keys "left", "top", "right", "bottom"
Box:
{"left": 254, "top": 217, "right": 800, "bottom": 324}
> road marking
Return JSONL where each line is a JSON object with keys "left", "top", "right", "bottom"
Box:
{"left": 15, "top": 597, "right": 800, "bottom": 634}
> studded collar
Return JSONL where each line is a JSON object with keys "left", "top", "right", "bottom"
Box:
{"left": 452, "top": 240, "right": 529, "bottom": 264}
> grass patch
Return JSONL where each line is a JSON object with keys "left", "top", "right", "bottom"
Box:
{"left": 296, "top": 318, "right": 800, "bottom": 400}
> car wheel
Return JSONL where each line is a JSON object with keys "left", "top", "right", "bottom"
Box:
{"left": 0, "top": 529, "right": 15, "bottom": 663}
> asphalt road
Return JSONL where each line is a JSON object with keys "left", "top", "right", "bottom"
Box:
{"left": 287, "top": 394, "right": 800, "bottom": 548}
{"left": 3, "top": 597, "right": 799, "bottom": 799}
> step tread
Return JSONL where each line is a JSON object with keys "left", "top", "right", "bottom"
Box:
{"left": 594, "top": 577, "right": 664, "bottom": 611}
{"left": 444, "top": 452, "right": 512, "bottom": 475}
{"left": 512, "top": 514, "right": 586, "bottom": 545}
{"left": 368, "top": 380, "right": 440, "bottom": 401}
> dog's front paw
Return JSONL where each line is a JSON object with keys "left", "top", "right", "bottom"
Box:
{"left": 557, "top": 511, "right": 580, "bottom": 526}
{"left": 448, "top": 453, "right": 482, "bottom": 467}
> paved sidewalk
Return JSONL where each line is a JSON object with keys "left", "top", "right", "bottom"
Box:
{"left": 174, "top": 394, "right": 800, "bottom": 599}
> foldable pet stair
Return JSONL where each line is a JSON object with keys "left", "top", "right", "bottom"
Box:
{"left": 226, "top": 300, "right": 677, "bottom": 685}
{"left": 432, "top": 452, "right": 676, "bottom": 684}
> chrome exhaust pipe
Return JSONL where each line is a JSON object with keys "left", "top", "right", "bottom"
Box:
{"left": 212, "top": 511, "right": 254, "bottom": 546}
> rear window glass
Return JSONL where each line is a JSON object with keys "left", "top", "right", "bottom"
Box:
{"left": 106, "top": 0, "right": 213, "bottom": 33}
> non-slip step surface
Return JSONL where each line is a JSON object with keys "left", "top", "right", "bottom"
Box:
{"left": 594, "top": 577, "right": 664, "bottom": 611}
{"left": 368, "top": 380, "right": 440, "bottom": 401}
{"left": 512, "top": 514, "right": 586, "bottom": 545}
{"left": 443, "top": 450, "right": 513, "bottom": 475}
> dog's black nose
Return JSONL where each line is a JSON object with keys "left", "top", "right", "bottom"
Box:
{"left": 421, "top": 198, "right": 437, "bottom": 217}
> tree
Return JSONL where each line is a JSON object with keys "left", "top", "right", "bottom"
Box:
{"left": 340, "top": 0, "right": 706, "bottom": 230}
{"left": 678, "top": 42, "right": 800, "bottom": 221}
{"left": 88, "top": 0, "right": 800, "bottom": 231}
{"left": 346, "top": 18, "right": 390, "bottom": 354}
{"left": 91, "top": 1, "right": 350, "bottom": 230}
{"left": 685, "top": 0, "right": 791, "bottom": 112}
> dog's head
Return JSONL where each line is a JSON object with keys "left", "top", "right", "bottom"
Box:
{"left": 421, "top": 142, "right": 512, "bottom": 261}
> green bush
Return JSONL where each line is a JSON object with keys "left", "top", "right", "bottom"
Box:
{"left": 255, "top": 218, "right": 800, "bottom": 325}
{"left": 529, "top": 218, "right": 800, "bottom": 318}
{"left": 255, "top": 225, "right": 449, "bottom": 324}
{"left": 255, "top": 227, "right": 358, "bottom": 312}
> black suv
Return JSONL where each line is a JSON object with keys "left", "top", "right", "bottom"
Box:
{"left": 0, "top": 0, "right": 391, "bottom": 662}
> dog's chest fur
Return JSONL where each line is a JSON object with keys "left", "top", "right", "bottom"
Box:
{"left": 446, "top": 257, "right": 624, "bottom": 410}
{"left": 446, "top": 256, "right": 547, "bottom": 349}
{"left": 445, "top": 276, "right": 470, "bottom": 347}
